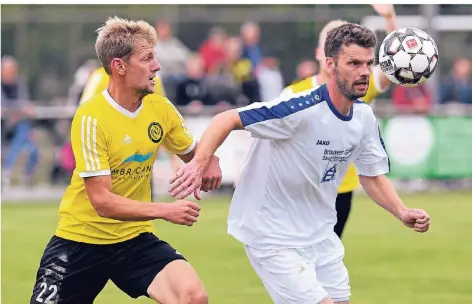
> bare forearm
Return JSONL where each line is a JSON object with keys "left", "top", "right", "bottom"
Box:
{"left": 194, "top": 110, "right": 242, "bottom": 166}
{"left": 178, "top": 146, "right": 195, "bottom": 163}
{"left": 377, "top": 13, "right": 398, "bottom": 90}
{"left": 92, "top": 192, "right": 166, "bottom": 221}
{"left": 385, "top": 14, "right": 397, "bottom": 34}
{"left": 359, "top": 175, "right": 407, "bottom": 219}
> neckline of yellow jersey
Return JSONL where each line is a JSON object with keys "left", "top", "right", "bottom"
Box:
{"left": 102, "top": 89, "right": 143, "bottom": 119}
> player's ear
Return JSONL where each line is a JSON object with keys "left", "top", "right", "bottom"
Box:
{"left": 325, "top": 57, "right": 336, "bottom": 75}
{"left": 111, "top": 58, "right": 126, "bottom": 76}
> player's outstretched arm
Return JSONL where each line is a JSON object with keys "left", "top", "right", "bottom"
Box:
{"left": 371, "top": 4, "right": 397, "bottom": 34}
{"left": 359, "top": 175, "right": 430, "bottom": 232}
{"left": 371, "top": 4, "right": 398, "bottom": 91}
{"left": 354, "top": 107, "right": 430, "bottom": 233}
{"left": 169, "top": 91, "right": 311, "bottom": 199}
{"left": 162, "top": 100, "right": 222, "bottom": 199}
{"left": 84, "top": 175, "right": 201, "bottom": 225}
{"left": 168, "top": 109, "right": 243, "bottom": 199}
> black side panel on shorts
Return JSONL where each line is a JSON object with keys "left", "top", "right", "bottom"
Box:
{"left": 30, "top": 236, "right": 109, "bottom": 304}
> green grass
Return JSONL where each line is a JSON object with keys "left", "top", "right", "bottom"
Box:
{"left": 2, "top": 191, "right": 472, "bottom": 303}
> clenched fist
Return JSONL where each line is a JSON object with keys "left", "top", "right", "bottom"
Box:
{"left": 161, "top": 200, "right": 201, "bottom": 226}
{"left": 398, "top": 208, "right": 431, "bottom": 233}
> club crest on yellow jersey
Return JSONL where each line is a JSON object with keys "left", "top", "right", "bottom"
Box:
{"left": 148, "top": 122, "right": 163, "bottom": 143}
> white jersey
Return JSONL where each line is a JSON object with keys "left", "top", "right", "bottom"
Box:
{"left": 228, "top": 84, "right": 390, "bottom": 248}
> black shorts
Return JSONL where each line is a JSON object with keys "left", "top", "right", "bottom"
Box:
{"left": 30, "top": 232, "right": 186, "bottom": 304}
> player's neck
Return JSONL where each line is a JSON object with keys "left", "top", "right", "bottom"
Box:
{"left": 107, "top": 78, "right": 143, "bottom": 113}
{"left": 326, "top": 78, "right": 353, "bottom": 116}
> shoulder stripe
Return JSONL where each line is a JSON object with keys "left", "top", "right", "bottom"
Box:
{"left": 92, "top": 118, "right": 100, "bottom": 171}
{"left": 81, "top": 115, "right": 90, "bottom": 171}
{"left": 81, "top": 115, "right": 100, "bottom": 172}
{"left": 238, "top": 89, "right": 320, "bottom": 127}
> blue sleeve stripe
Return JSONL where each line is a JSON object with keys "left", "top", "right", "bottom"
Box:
{"left": 378, "top": 126, "right": 391, "bottom": 173}
{"left": 238, "top": 91, "right": 320, "bottom": 127}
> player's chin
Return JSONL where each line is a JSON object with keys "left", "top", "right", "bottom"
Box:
{"left": 140, "top": 86, "right": 155, "bottom": 96}
{"left": 351, "top": 87, "right": 368, "bottom": 99}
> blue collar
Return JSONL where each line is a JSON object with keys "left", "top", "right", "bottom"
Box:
{"left": 319, "top": 84, "right": 354, "bottom": 121}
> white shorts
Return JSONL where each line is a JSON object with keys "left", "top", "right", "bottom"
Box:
{"left": 244, "top": 233, "right": 350, "bottom": 304}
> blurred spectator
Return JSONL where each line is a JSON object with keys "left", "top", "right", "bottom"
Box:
{"left": 225, "top": 37, "right": 252, "bottom": 85}
{"left": 240, "top": 22, "right": 263, "bottom": 74}
{"left": 293, "top": 60, "right": 318, "bottom": 84}
{"left": 257, "top": 57, "right": 284, "bottom": 101}
{"left": 392, "top": 84, "right": 433, "bottom": 114}
{"left": 199, "top": 26, "right": 227, "bottom": 75}
{"left": 223, "top": 36, "right": 260, "bottom": 104}
{"left": 60, "top": 141, "right": 75, "bottom": 175}
{"left": 205, "top": 69, "right": 239, "bottom": 108}
{"left": 175, "top": 54, "right": 213, "bottom": 109}
{"left": 439, "top": 58, "right": 472, "bottom": 104}
{"left": 154, "top": 20, "right": 191, "bottom": 100}
{"left": 49, "top": 119, "right": 74, "bottom": 184}
{"left": 198, "top": 35, "right": 242, "bottom": 108}
{"left": 1, "top": 55, "right": 38, "bottom": 186}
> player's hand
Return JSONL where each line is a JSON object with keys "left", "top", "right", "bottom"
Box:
{"left": 161, "top": 200, "right": 201, "bottom": 226}
{"left": 200, "top": 155, "right": 222, "bottom": 193}
{"left": 398, "top": 208, "right": 431, "bottom": 233}
{"left": 169, "top": 160, "right": 205, "bottom": 200}
{"left": 371, "top": 4, "right": 395, "bottom": 19}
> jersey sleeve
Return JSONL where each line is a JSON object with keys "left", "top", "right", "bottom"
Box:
{"left": 163, "top": 101, "right": 196, "bottom": 155}
{"left": 71, "top": 112, "right": 111, "bottom": 178}
{"left": 353, "top": 108, "right": 390, "bottom": 177}
{"left": 360, "top": 65, "right": 389, "bottom": 104}
{"left": 79, "top": 69, "right": 108, "bottom": 104}
{"left": 237, "top": 90, "right": 313, "bottom": 140}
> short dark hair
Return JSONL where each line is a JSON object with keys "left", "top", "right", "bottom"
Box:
{"left": 324, "top": 23, "right": 377, "bottom": 60}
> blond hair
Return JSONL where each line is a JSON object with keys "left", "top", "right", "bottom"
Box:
{"left": 95, "top": 16, "right": 157, "bottom": 74}
{"left": 318, "top": 20, "right": 348, "bottom": 50}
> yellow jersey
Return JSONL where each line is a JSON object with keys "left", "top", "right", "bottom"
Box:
{"left": 79, "top": 67, "right": 166, "bottom": 104}
{"left": 56, "top": 90, "right": 195, "bottom": 244}
{"left": 281, "top": 69, "right": 385, "bottom": 193}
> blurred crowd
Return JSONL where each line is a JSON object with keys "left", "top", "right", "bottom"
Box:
{"left": 2, "top": 20, "right": 472, "bottom": 187}
{"left": 71, "top": 21, "right": 286, "bottom": 113}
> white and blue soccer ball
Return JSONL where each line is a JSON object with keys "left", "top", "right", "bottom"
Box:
{"left": 379, "top": 26, "right": 439, "bottom": 87}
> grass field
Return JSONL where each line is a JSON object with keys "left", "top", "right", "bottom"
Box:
{"left": 2, "top": 191, "right": 472, "bottom": 304}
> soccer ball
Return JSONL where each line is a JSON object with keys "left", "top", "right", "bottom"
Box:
{"left": 378, "top": 26, "right": 439, "bottom": 87}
